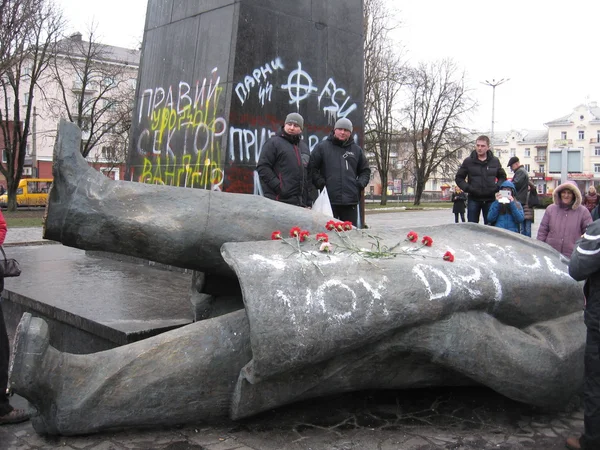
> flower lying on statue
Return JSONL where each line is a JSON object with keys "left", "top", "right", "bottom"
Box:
{"left": 443, "top": 251, "right": 455, "bottom": 262}
{"left": 269, "top": 226, "right": 455, "bottom": 263}
{"left": 319, "top": 242, "right": 333, "bottom": 252}
{"left": 325, "top": 220, "right": 352, "bottom": 232}
{"left": 407, "top": 231, "right": 418, "bottom": 243}
{"left": 316, "top": 233, "right": 329, "bottom": 242}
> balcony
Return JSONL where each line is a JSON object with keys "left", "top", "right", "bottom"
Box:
{"left": 591, "top": 138, "right": 599, "bottom": 144}
{"left": 534, "top": 155, "right": 546, "bottom": 162}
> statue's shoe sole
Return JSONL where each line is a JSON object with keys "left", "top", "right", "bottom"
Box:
{"left": 9, "top": 312, "right": 49, "bottom": 400}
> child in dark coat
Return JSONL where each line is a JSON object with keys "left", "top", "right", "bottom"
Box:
{"left": 451, "top": 186, "right": 467, "bottom": 223}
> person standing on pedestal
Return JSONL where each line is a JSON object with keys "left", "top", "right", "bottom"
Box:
{"left": 309, "top": 118, "right": 370, "bottom": 227}
{"left": 0, "top": 211, "right": 28, "bottom": 425}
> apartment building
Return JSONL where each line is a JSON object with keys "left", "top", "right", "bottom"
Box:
{"left": 544, "top": 102, "right": 600, "bottom": 193}
{"left": 493, "top": 129, "right": 549, "bottom": 193}
{"left": 2, "top": 33, "right": 139, "bottom": 182}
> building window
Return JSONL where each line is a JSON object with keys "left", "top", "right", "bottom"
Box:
{"left": 597, "top": 130, "right": 600, "bottom": 143}
{"left": 595, "top": 147, "right": 600, "bottom": 156}
{"left": 101, "top": 146, "right": 116, "bottom": 160}
{"left": 579, "top": 130, "right": 585, "bottom": 140}
{"left": 523, "top": 164, "right": 530, "bottom": 172}
{"left": 510, "top": 148, "right": 516, "bottom": 157}
{"left": 595, "top": 164, "right": 600, "bottom": 173}
{"left": 561, "top": 131, "right": 567, "bottom": 140}
{"left": 1, "top": 150, "right": 6, "bottom": 163}
{"left": 539, "top": 164, "right": 545, "bottom": 173}
{"left": 23, "top": 93, "right": 29, "bottom": 107}
{"left": 524, "top": 148, "right": 530, "bottom": 158}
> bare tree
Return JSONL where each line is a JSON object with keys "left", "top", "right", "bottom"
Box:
{"left": 403, "top": 59, "right": 476, "bottom": 205}
{"left": 88, "top": 80, "right": 135, "bottom": 176}
{"left": 363, "top": 0, "right": 405, "bottom": 205}
{"left": 45, "top": 27, "right": 138, "bottom": 158}
{"left": 0, "top": 0, "right": 63, "bottom": 210}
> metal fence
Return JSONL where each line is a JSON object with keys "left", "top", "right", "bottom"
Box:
{"left": 365, "top": 191, "right": 449, "bottom": 203}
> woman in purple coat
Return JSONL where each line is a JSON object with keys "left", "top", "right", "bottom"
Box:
{"left": 537, "top": 181, "right": 593, "bottom": 258}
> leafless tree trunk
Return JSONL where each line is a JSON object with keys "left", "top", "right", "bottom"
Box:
{"left": 0, "top": 0, "right": 63, "bottom": 210}
{"left": 363, "top": 0, "right": 405, "bottom": 206}
{"left": 403, "top": 60, "right": 475, "bottom": 205}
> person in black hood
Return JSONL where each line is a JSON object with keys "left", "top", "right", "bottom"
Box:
{"left": 455, "top": 135, "right": 507, "bottom": 224}
{"left": 257, "top": 113, "right": 311, "bottom": 207}
{"left": 309, "top": 118, "right": 371, "bottom": 227}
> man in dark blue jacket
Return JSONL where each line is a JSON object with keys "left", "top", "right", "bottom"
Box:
{"left": 567, "top": 221, "right": 600, "bottom": 450}
{"left": 309, "top": 118, "right": 371, "bottom": 227}
{"left": 455, "top": 135, "right": 507, "bottom": 224}
{"left": 256, "top": 113, "right": 311, "bottom": 207}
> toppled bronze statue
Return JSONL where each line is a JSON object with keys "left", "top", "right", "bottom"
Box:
{"left": 9, "top": 120, "right": 585, "bottom": 435}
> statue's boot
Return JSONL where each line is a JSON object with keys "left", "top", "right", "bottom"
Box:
{"left": 9, "top": 311, "right": 252, "bottom": 435}
{"left": 44, "top": 120, "right": 328, "bottom": 276}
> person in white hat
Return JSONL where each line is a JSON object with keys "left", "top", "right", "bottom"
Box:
{"left": 309, "top": 118, "right": 370, "bottom": 227}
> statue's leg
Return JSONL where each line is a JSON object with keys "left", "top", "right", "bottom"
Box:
{"left": 231, "top": 310, "right": 585, "bottom": 418}
{"left": 44, "top": 120, "right": 326, "bottom": 276}
{"left": 9, "top": 311, "right": 252, "bottom": 435}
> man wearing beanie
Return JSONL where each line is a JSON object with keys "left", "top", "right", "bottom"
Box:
{"left": 257, "top": 113, "right": 311, "bottom": 207}
{"left": 309, "top": 117, "right": 371, "bottom": 227}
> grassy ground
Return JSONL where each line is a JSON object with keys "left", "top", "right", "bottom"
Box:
{"left": 1, "top": 209, "right": 46, "bottom": 228}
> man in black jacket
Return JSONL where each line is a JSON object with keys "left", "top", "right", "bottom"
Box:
{"left": 455, "top": 135, "right": 507, "bottom": 224}
{"left": 256, "top": 113, "right": 311, "bottom": 207}
{"left": 508, "top": 156, "right": 533, "bottom": 236}
{"left": 567, "top": 222, "right": 600, "bottom": 450}
{"left": 309, "top": 118, "right": 371, "bottom": 227}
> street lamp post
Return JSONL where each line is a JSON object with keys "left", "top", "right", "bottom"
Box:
{"left": 481, "top": 78, "right": 509, "bottom": 150}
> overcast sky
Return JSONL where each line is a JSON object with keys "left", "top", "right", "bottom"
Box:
{"left": 55, "top": 0, "right": 600, "bottom": 133}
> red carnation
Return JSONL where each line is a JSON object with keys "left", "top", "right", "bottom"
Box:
{"left": 290, "top": 226, "right": 301, "bottom": 238}
{"left": 335, "top": 222, "right": 344, "bottom": 231}
{"left": 271, "top": 231, "right": 282, "bottom": 240}
{"left": 422, "top": 236, "right": 433, "bottom": 247}
{"left": 342, "top": 221, "right": 353, "bottom": 231}
{"left": 407, "top": 231, "right": 418, "bottom": 243}
{"left": 443, "top": 251, "right": 455, "bottom": 262}
{"left": 325, "top": 220, "right": 337, "bottom": 231}
{"left": 316, "top": 233, "right": 329, "bottom": 242}
{"left": 299, "top": 230, "right": 310, "bottom": 242}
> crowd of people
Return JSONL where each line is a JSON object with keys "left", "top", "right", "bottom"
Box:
{"left": 3, "top": 116, "right": 600, "bottom": 448}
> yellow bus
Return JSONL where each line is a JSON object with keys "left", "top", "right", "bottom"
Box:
{"left": 0, "top": 178, "right": 53, "bottom": 208}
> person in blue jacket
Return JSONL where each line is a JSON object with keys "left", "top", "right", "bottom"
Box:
{"left": 487, "top": 180, "right": 524, "bottom": 233}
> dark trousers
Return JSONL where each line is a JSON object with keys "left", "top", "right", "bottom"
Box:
{"left": 467, "top": 199, "right": 492, "bottom": 224}
{"left": 0, "top": 297, "right": 13, "bottom": 416}
{"left": 332, "top": 204, "right": 358, "bottom": 227}
{"left": 454, "top": 213, "right": 465, "bottom": 223}
{"left": 583, "top": 322, "right": 600, "bottom": 448}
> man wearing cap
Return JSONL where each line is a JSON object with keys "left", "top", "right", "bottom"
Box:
{"left": 257, "top": 113, "right": 311, "bottom": 207}
{"left": 455, "top": 135, "right": 507, "bottom": 224}
{"left": 309, "top": 118, "right": 371, "bottom": 227}
{"left": 508, "top": 156, "right": 533, "bottom": 237}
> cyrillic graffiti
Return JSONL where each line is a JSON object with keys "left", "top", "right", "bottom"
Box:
{"left": 235, "top": 58, "right": 284, "bottom": 106}
{"left": 132, "top": 59, "right": 360, "bottom": 192}
{"left": 134, "top": 67, "right": 227, "bottom": 190}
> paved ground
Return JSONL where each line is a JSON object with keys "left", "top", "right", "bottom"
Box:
{"left": 0, "top": 210, "right": 580, "bottom": 450}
